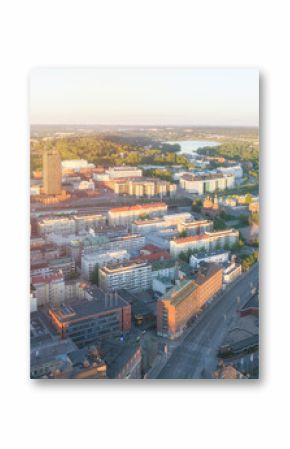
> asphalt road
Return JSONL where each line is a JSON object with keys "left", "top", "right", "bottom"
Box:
{"left": 156, "top": 263, "right": 259, "bottom": 379}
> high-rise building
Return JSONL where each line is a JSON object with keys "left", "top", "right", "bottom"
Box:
{"left": 43, "top": 148, "right": 62, "bottom": 195}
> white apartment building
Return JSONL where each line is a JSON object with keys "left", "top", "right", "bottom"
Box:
{"left": 62, "top": 159, "right": 94, "bottom": 170}
{"left": 132, "top": 212, "right": 192, "bottom": 235}
{"left": 99, "top": 261, "right": 152, "bottom": 291}
{"left": 177, "top": 219, "right": 213, "bottom": 236}
{"left": 81, "top": 250, "right": 130, "bottom": 280}
{"left": 31, "top": 271, "right": 65, "bottom": 306}
{"left": 106, "top": 166, "right": 143, "bottom": 179}
{"left": 170, "top": 229, "right": 239, "bottom": 257}
{"left": 223, "top": 262, "right": 242, "bottom": 284}
{"left": 38, "top": 217, "right": 76, "bottom": 236}
{"left": 72, "top": 179, "right": 95, "bottom": 191}
{"left": 217, "top": 165, "right": 243, "bottom": 179}
{"left": 180, "top": 173, "right": 235, "bottom": 194}
{"left": 73, "top": 214, "right": 106, "bottom": 232}
{"left": 151, "top": 259, "right": 176, "bottom": 280}
{"left": 189, "top": 250, "right": 230, "bottom": 268}
{"left": 108, "top": 203, "right": 168, "bottom": 226}
{"left": 38, "top": 214, "right": 107, "bottom": 236}
{"left": 64, "top": 279, "right": 86, "bottom": 301}
{"left": 83, "top": 234, "right": 145, "bottom": 255}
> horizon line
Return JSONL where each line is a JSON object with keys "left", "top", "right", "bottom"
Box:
{"left": 30, "top": 123, "right": 259, "bottom": 129}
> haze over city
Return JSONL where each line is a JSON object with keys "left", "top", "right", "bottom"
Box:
{"left": 30, "top": 68, "right": 259, "bottom": 127}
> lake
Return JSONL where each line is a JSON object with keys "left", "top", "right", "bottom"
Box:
{"left": 164, "top": 140, "right": 220, "bottom": 156}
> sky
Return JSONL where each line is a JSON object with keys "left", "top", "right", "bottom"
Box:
{"left": 30, "top": 68, "right": 259, "bottom": 127}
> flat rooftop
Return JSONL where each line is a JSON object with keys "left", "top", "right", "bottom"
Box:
{"left": 191, "top": 249, "right": 230, "bottom": 260}
{"left": 100, "top": 260, "right": 150, "bottom": 274}
{"left": 49, "top": 292, "right": 130, "bottom": 324}
{"left": 31, "top": 338, "right": 77, "bottom": 368}
{"left": 172, "top": 229, "right": 238, "bottom": 245}
{"left": 109, "top": 202, "right": 167, "bottom": 214}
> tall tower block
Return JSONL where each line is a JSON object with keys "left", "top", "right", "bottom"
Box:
{"left": 43, "top": 148, "right": 62, "bottom": 195}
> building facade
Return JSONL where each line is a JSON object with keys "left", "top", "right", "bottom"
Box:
{"left": 170, "top": 229, "right": 239, "bottom": 257}
{"left": 99, "top": 261, "right": 152, "bottom": 291}
{"left": 180, "top": 172, "right": 235, "bottom": 194}
{"left": 132, "top": 213, "right": 192, "bottom": 235}
{"left": 81, "top": 250, "right": 130, "bottom": 280}
{"left": 177, "top": 219, "right": 213, "bottom": 236}
{"left": 106, "top": 166, "right": 143, "bottom": 179}
{"left": 43, "top": 148, "right": 62, "bottom": 195}
{"left": 190, "top": 250, "right": 230, "bottom": 268}
{"left": 31, "top": 271, "right": 65, "bottom": 306}
{"left": 108, "top": 203, "right": 168, "bottom": 226}
{"left": 49, "top": 292, "right": 131, "bottom": 346}
{"left": 157, "top": 263, "right": 223, "bottom": 339}
{"left": 111, "top": 177, "right": 176, "bottom": 197}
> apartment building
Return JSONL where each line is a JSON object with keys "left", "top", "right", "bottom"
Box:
{"left": 83, "top": 233, "right": 145, "bottom": 255}
{"left": 108, "top": 202, "right": 168, "bottom": 226}
{"left": 177, "top": 219, "right": 213, "bottom": 236}
{"left": 180, "top": 172, "right": 235, "bottom": 194}
{"left": 111, "top": 177, "right": 176, "bottom": 197}
{"left": 170, "top": 229, "right": 239, "bottom": 257}
{"left": 38, "top": 214, "right": 107, "bottom": 236}
{"left": 38, "top": 217, "right": 76, "bottom": 236}
{"left": 217, "top": 165, "right": 243, "bottom": 179}
{"left": 31, "top": 271, "right": 65, "bottom": 306}
{"left": 73, "top": 214, "right": 106, "bottom": 232}
{"left": 81, "top": 250, "right": 130, "bottom": 280}
{"left": 157, "top": 263, "right": 223, "bottom": 339}
{"left": 132, "top": 212, "right": 192, "bottom": 235}
{"left": 189, "top": 249, "right": 230, "bottom": 268}
{"left": 99, "top": 261, "right": 152, "bottom": 291}
{"left": 106, "top": 166, "right": 143, "bottom": 179}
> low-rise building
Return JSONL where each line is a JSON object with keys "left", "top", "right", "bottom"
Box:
{"left": 189, "top": 249, "right": 230, "bottom": 268}
{"left": 223, "top": 261, "right": 242, "bottom": 284}
{"left": 49, "top": 290, "right": 131, "bottom": 346}
{"left": 99, "top": 260, "right": 152, "bottom": 291}
{"left": 151, "top": 258, "right": 176, "bottom": 280}
{"left": 31, "top": 338, "right": 77, "bottom": 379}
{"left": 170, "top": 229, "right": 239, "bottom": 257}
{"left": 100, "top": 340, "right": 142, "bottom": 379}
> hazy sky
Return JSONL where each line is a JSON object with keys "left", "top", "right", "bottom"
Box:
{"left": 30, "top": 68, "right": 259, "bottom": 127}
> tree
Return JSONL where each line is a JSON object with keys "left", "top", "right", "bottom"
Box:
{"left": 90, "top": 264, "right": 99, "bottom": 285}
{"left": 179, "top": 229, "right": 187, "bottom": 238}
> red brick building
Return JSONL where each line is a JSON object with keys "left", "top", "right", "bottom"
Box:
{"left": 157, "top": 263, "right": 223, "bottom": 339}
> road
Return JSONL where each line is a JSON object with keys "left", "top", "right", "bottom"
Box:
{"left": 156, "top": 263, "right": 259, "bottom": 379}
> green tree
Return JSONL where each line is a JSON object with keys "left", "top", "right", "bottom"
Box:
{"left": 90, "top": 264, "right": 99, "bottom": 285}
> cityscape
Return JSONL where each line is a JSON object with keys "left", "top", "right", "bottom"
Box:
{"left": 30, "top": 69, "right": 259, "bottom": 379}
